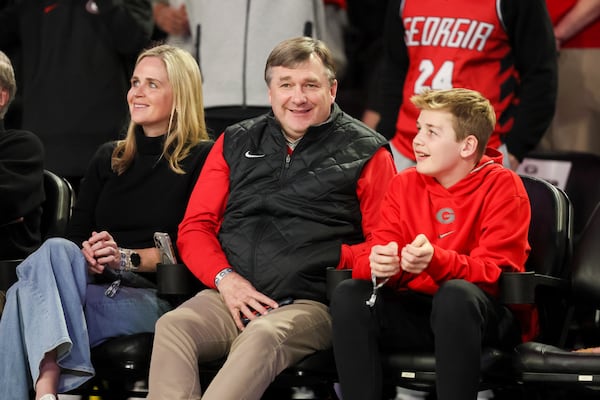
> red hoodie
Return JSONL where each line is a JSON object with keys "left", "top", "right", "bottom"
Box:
{"left": 343, "top": 148, "right": 537, "bottom": 340}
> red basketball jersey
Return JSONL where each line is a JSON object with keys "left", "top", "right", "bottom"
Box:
{"left": 392, "top": 0, "right": 518, "bottom": 159}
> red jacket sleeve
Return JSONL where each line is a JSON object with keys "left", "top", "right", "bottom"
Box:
{"left": 177, "top": 135, "right": 231, "bottom": 288}
{"left": 338, "top": 147, "right": 397, "bottom": 270}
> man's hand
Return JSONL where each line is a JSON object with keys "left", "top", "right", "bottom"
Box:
{"left": 216, "top": 272, "right": 279, "bottom": 330}
{"left": 400, "top": 234, "right": 433, "bottom": 274}
{"left": 81, "top": 231, "right": 120, "bottom": 274}
{"left": 369, "top": 241, "right": 400, "bottom": 279}
{"left": 153, "top": 3, "right": 190, "bottom": 36}
{"left": 508, "top": 153, "right": 520, "bottom": 171}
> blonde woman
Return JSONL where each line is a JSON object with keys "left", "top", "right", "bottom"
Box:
{"left": 0, "top": 44, "right": 212, "bottom": 400}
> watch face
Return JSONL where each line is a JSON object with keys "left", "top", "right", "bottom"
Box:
{"left": 131, "top": 252, "right": 141, "bottom": 267}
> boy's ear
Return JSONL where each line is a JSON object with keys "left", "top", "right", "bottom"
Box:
{"left": 460, "top": 135, "right": 478, "bottom": 158}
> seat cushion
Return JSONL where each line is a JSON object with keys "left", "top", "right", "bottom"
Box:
{"left": 91, "top": 332, "right": 154, "bottom": 377}
{"left": 382, "top": 346, "right": 514, "bottom": 384}
{"left": 199, "top": 348, "right": 338, "bottom": 388}
{"left": 515, "top": 341, "right": 600, "bottom": 375}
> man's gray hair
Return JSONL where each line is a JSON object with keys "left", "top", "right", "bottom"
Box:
{"left": 0, "top": 51, "right": 17, "bottom": 119}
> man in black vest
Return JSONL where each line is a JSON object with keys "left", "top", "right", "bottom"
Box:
{"left": 146, "top": 37, "right": 397, "bottom": 399}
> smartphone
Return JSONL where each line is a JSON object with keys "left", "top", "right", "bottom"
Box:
{"left": 241, "top": 297, "right": 294, "bottom": 326}
{"left": 154, "top": 232, "right": 177, "bottom": 264}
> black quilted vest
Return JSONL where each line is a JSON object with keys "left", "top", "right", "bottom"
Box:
{"left": 220, "top": 104, "right": 388, "bottom": 303}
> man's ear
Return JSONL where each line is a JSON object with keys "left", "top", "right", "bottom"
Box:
{"left": 460, "top": 135, "right": 478, "bottom": 158}
{"left": 0, "top": 88, "right": 8, "bottom": 109}
{"left": 329, "top": 78, "right": 338, "bottom": 102}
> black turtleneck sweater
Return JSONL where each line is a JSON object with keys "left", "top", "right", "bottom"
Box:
{"left": 66, "top": 128, "right": 212, "bottom": 250}
{"left": 0, "top": 120, "right": 45, "bottom": 258}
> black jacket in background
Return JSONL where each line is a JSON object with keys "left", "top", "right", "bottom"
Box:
{"left": 0, "top": 0, "right": 153, "bottom": 177}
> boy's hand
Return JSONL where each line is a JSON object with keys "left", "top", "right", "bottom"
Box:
{"left": 401, "top": 234, "right": 433, "bottom": 274}
{"left": 369, "top": 241, "right": 400, "bottom": 279}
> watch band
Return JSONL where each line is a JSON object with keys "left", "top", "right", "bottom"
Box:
{"left": 214, "top": 267, "right": 234, "bottom": 287}
{"left": 118, "top": 248, "right": 140, "bottom": 272}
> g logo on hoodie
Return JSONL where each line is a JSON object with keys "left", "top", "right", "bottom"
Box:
{"left": 436, "top": 208, "right": 455, "bottom": 224}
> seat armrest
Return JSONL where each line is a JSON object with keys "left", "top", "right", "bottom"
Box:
{"left": 156, "top": 263, "right": 204, "bottom": 297}
{"left": 499, "top": 271, "right": 569, "bottom": 304}
{"left": 326, "top": 268, "right": 352, "bottom": 301}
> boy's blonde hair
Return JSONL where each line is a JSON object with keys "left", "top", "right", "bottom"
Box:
{"left": 112, "top": 44, "right": 209, "bottom": 175}
{"left": 411, "top": 88, "right": 496, "bottom": 160}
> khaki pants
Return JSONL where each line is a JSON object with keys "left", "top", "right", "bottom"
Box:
{"left": 147, "top": 289, "right": 332, "bottom": 400}
{"left": 539, "top": 48, "right": 600, "bottom": 156}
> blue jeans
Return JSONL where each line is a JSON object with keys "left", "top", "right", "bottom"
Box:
{"left": 0, "top": 238, "right": 171, "bottom": 398}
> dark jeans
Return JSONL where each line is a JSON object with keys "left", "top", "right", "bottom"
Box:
{"left": 331, "top": 279, "right": 521, "bottom": 400}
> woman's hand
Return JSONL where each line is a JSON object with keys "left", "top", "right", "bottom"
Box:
{"left": 81, "top": 231, "right": 120, "bottom": 274}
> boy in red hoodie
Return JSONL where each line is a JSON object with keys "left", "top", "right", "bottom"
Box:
{"left": 331, "top": 88, "right": 531, "bottom": 400}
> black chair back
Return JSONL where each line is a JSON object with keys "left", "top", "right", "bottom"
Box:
{"left": 520, "top": 175, "right": 573, "bottom": 279}
{"left": 516, "top": 175, "right": 573, "bottom": 346}
{"left": 41, "top": 169, "right": 75, "bottom": 239}
{"left": 569, "top": 205, "right": 600, "bottom": 305}
{"left": 519, "top": 150, "right": 600, "bottom": 244}
{"left": 0, "top": 170, "right": 75, "bottom": 291}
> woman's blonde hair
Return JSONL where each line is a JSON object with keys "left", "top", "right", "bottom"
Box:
{"left": 112, "top": 44, "right": 209, "bottom": 175}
